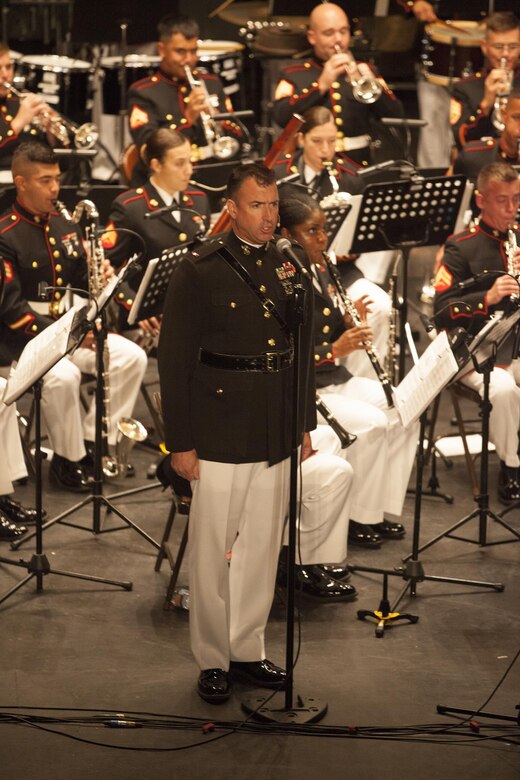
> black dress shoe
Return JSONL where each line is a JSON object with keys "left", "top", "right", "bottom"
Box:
{"left": 197, "top": 668, "right": 231, "bottom": 703}
{"left": 293, "top": 566, "right": 357, "bottom": 601}
{"left": 50, "top": 454, "right": 91, "bottom": 493}
{"left": 319, "top": 563, "right": 351, "bottom": 581}
{"left": 372, "top": 519, "right": 406, "bottom": 539}
{"left": 229, "top": 659, "right": 287, "bottom": 689}
{"left": 0, "top": 495, "right": 43, "bottom": 525}
{"left": 498, "top": 464, "right": 520, "bottom": 505}
{"left": 0, "top": 510, "right": 27, "bottom": 541}
{"left": 348, "top": 520, "right": 382, "bottom": 548}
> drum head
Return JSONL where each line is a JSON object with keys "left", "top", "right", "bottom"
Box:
{"left": 21, "top": 54, "right": 92, "bottom": 72}
{"left": 425, "top": 20, "right": 485, "bottom": 47}
{"left": 197, "top": 39, "right": 245, "bottom": 60}
{"left": 101, "top": 54, "right": 161, "bottom": 69}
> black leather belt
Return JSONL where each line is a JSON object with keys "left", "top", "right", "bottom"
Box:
{"left": 199, "top": 348, "right": 293, "bottom": 373}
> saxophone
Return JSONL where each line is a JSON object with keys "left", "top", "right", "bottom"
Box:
{"left": 321, "top": 251, "right": 394, "bottom": 407}
{"left": 54, "top": 199, "right": 147, "bottom": 477}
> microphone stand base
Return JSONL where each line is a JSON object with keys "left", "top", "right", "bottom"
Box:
{"left": 241, "top": 690, "right": 327, "bottom": 724}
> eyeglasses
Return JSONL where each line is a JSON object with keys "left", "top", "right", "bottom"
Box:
{"left": 490, "top": 44, "right": 520, "bottom": 53}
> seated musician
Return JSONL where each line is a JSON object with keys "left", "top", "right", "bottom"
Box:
{"left": 126, "top": 14, "right": 243, "bottom": 186}
{"left": 451, "top": 12, "right": 520, "bottom": 149}
{"left": 103, "top": 128, "right": 210, "bottom": 334}
{"left": 0, "top": 43, "right": 59, "bottom": 176}
{"left": 454, "top": 90, "right": 520, "bottom": 182}
{"left": 434, "top": 162, "right": 520, "bottom": 504}
{"left": 272, "top": 3, "right": 403, "bottom": 167}
{"left": 0, "top": 142, "right": 147, "bottom": 492}
{"left": 279, "top": 189, "right": 417, "bottom": 548}
{"left": 275, "top": 107, "right": 391, "bottom": 382}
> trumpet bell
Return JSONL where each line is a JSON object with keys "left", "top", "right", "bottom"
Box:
{"left": 74, "top": 122, "right": 99, "bottom": 150}
{"left": 352, "top": 76, "right": 382, "bottom": 104}
{"left": 212, "top": 135, "right": 240, "bottom": 160}
{"left": 117, "top": 417, "right": 148, "bottom": 442}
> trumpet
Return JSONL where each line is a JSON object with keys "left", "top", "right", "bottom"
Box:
{"left": 2, "top": 81, "right": 98, "bottom": 150}
{"left": 322, "top": 250, "right": 394, "bottom": 407}
{"left": 491, "top": 57, "right": 513, "bottom": 132}
{"left": 183, "top": 65, "right": 240, "bottom": 161}
{"left": 333, "top": 45, "right": 382, "bottom": 105}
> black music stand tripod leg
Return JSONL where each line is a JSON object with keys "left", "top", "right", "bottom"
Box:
{"left": 0, "top": 379, "right": 132, "bottom": 607}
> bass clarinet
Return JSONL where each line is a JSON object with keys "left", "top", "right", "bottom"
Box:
{"left": 321, "top": 251, "right": 394, "bottom": 408}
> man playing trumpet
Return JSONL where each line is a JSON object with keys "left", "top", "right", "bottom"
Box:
{"left": 272, "top": 3, "right": 403, "bottom": 167}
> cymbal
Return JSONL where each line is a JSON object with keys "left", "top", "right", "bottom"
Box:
{"left": 215, "top": 1, "right": 307, "bottom": 30}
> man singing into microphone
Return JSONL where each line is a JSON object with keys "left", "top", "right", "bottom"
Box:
{"left": 158, "top": 162, "right": 316, "bottom": 703}
{"left": 434, "top": 162, "right": 520, "bottom": 504}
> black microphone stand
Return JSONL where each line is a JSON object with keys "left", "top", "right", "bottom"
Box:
{"left": 242, "top": 262, "right": 327, "bottom": 724}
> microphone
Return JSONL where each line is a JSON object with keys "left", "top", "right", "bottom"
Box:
{"left": 357, "top": 159, "right": 416, "bottom": 177}
{"left": 457, "top": 270, "right": 499, "bottom": 290}
{"left": 380, "top": 117, "right": 428, "bottom": 128}
{"left": 419, "top": 313, "right": 435, "bottom": 333}
{"left": 275, "top": 238, "right": 311, "bottom": 279}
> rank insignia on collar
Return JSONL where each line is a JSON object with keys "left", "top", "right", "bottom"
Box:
{"left": 240, "top": 244, "right": 251, "bottom": 255}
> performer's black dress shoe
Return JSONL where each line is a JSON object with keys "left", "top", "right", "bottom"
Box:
{"left": 372, "top": 519, "right": 406, "bottom": 539}
{"left": 197, "top": 668, "right": 231, "bottom": 703}
{"left": 293, "top": 566, "right": 357, "bottom": 601}
{"left": 50, "top": 454, "right": 91, "bottom": 492}
{"left": 319, "top": 563, "right": 351, "bottom": 581}
{"left": 229, "top": 659, "right": 287, "bottom": 689}
{"left": 0, "top": 510, "right": 27, "bottom": 540}
{"left": 498, "top": 464, "right": 520, "bottom": 504}
{"left": 348, "top": 520, "right": 382, "bottom": 548}
{"left": 0, "top": 495, "right": 42, "bottom": 525}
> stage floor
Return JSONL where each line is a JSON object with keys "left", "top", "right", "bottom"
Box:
{"left": 1, "top": 247, "right": 519, "bottom": 780}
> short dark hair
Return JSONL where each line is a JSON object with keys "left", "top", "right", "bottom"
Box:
{"left": 477, "top": 162, "right": 519, "bottom": 194}
{"left": 278, "top": 186, "right": 320, "bottom": 232}
{"left": 226, "top": 162, "right": 276, "bottom": 200}
{"left": 142, "top": 127, "right": 189, "bottom": 168}
{"left": 12, "top": 141, "right": 58, "bottom": 176}
{"left": 301, "top": 106, "right": 335, "bottom": 135}
{"left": 157, "top": 14, "right": 199, "bottom": 41}
{"left": 486, "top": 12, "right": 520, "bottom": 35}
{"left": 506, "top": 89, "right": 520, "bottom": 106}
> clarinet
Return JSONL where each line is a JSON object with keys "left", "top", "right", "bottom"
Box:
{"left": 316, "top": 394, "right": 357, "bottom": 449}
{"left": 321, "top": 251, "right": 394, "bottom": 408}
{"left": 506, "top": 226, "right": 520, "bottom": 303}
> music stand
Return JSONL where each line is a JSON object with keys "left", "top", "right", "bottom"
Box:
{"left": 406, "top": 309, "right": 520, "bottom": 559}
{"left": 127, "top": 242, "right": 193, "bottom": 327}
{"left": 330, "top": 174, "right": 473, "bottom": 380}
{"left": 349, "top": 330, "right": 504, "bottom": 637}
{"left": 321, "top": 202, "right": 351, "bottom": 245}
{"left": 11, "top": 259, "right": 160, "bottom": 554}
{"left": 0, "top": 306, "right": 132, "bottom": 606}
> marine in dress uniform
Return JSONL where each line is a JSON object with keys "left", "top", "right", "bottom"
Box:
{"left": 272, "top": 4, "right": 403, "bottom": 166}
{"left": 0, "top": 142, "right": 147, "bottom": 491}
{"left": 158, "top": 164, "right": 316, "bottom": 703}
{"left": 103, "top": 181, "right": 210, "bottom": 325}
{"left": 127, "top": 15, "right": 243, "bottom": 185}
{"left": 434, "top": 162, "right": 520, "bottom": 503}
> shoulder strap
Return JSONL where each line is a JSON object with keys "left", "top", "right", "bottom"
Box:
{"left": 216, "top": 244, "right": 291, "bottom": 339}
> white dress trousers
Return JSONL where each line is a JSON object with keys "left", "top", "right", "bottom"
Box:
{"left": 318, "top": 376, "right": 418, "bottom": 524}
{"left": 41, "top": 333, "right": 147, "bottom": 462}
{"left": 0, "top": 378, "right": 28, "bottom": 495}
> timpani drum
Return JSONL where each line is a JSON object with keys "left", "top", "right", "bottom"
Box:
{"left": 101, "top": 54, "right": 160, "bottom": 115}
{"left": 423, "top": 21, "right": 485, "bottom": 86}
{"left": 197, "top": 39, "right": 244, "bottom": 97}
{"left": 17, "top": 54, "right": 94, "bottom": 124}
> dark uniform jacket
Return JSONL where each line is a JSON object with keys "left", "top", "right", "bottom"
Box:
{"left": 312, "top": 262, "right": 353, "bottom": 390}
{"left": 272, "top": 58, "right": 403, "bottom": 166}
{"left": 0, "top": 93, "right": 45, "bottom": 170}
{"left": 433, "top": 219, "right": 520, "bottom": 336}
{"left": 454, "top": 138, "right": 518, "bottom": 182}
{"left": 158, "top": 230, "right": 317, "bottom": 465}
{"left": 102, "top": 181, "right": 210, "bottom": 318}
{"left": 274, "top": 149, "right": 363, "bottom": 197}
{"left": 127, "top": 66, "right": 243, "bottom": 183}
{"left": 0, "top": 200, "right": 87, "bottom": 363}
{"left": 451, "top": 69, "right": 520, "bottom": 150}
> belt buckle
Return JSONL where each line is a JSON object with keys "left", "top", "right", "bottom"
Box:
{"left": 264, "top": 351, "right": 279, "bottom": 372}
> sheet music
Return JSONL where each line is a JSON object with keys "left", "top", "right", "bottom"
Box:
{"left": 2, "top": 305, "right": 87, "bottom": 406}
{"left": 128, "top": 258, "right": 159, "bottom": 325}
{"left": 393, "top": 331, "right": 459, "bottom": 428}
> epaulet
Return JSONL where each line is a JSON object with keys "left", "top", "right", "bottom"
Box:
{"left": 463, "top": 139, "right": 496, "bottom": 153}
{"left": 190, "top": 237, "right": 224, "bottom": 261}
{"left": 454, "top": 226, "right": 478, "bottom": 243}
{"left": 128, "top": 75, "right": 156, "bottom": 91}
{"left": 121, "top": 187, "right": 146, "bottom": 205}
{"left": 185, "top": 189, "right": 205, "bottom": 198}
{"left": 283, "top": 60, "right": 317, "bottom": 74}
